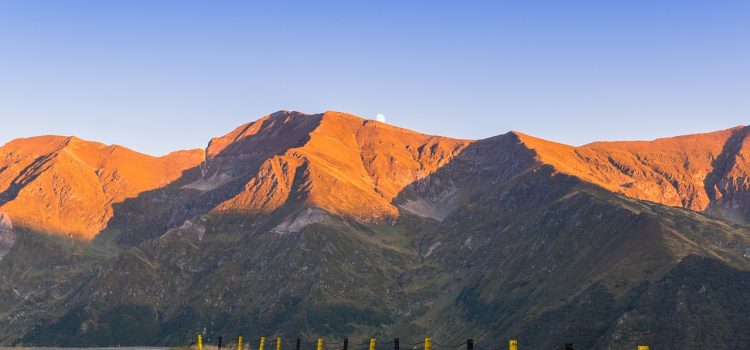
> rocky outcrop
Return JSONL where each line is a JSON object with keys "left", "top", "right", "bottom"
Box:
{"left": 101, "top": 111, "right": 472, "bottom": 245}
{"left": 515, "top": 126, "right": 750, "bottom": 224}
{"left": 0, "top": 213, "right": 14, "bottom": 260}
{"left": 208, "top": 110, "right": 472, "bottom": 221}
{"left": 0, "top": 112, "right": 749, "bottom": 349}
{"left": 0, "top": 136, "right": 204, "bottom": 240}
{"left": 2, "top": 112, "right": 748, "bottom": 242}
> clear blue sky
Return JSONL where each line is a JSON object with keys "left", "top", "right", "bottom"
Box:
{"left": 1, "top": 1, "right": 748, "bottom": 156}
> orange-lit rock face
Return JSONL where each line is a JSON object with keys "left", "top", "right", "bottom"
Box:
{"left": 0, "top": 136, "right": 204, "bottom": 240}
{"left": 516, "top": 126, "right": 750, "bottom": 222}
{"left": 1, "top": 111, "right": 748, "bottom": 241}
{"left": 206, "top": 111, "right": 471, "bottom": 221}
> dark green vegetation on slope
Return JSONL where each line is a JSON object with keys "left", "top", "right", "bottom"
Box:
{"left": 1, "top": 113, "right": 749, "bottom": 350}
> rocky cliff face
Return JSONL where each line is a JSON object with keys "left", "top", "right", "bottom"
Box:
{"left": 193, "top": 110, "right": 471, "bottom": 221}
{"left": 515, "top": 126, "right": 750, "bottom": 224}
{"left": 99, "top": 111, "right": 471, "bottom": 245}
{"left": 0, "top": 111, "right": 748, "bottom": 349}
{"left": 0, "top": 213, "right": 14, "bottom": 260}
{"left": 0, "top": 136, "right": 204, "bottom": 240}
{"left": 1, "top": 113, "right": 749, "bottom": 242}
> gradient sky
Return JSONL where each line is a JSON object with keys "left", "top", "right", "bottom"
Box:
{"left": 1, "top": 1, "right": 748, "bottom": 156}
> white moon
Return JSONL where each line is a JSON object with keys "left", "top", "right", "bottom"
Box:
{"left": 375, "top": 114, "right": 386, "bottom": 123}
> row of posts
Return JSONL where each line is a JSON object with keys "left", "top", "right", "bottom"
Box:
{"left": 196, "top": 335, "right": 649, "bottom": 350}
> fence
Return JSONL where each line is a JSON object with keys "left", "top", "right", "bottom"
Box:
{"left": 194, "top": 335, "right": 650, "bottom": 350}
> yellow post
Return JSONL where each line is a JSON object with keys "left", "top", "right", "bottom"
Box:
{"left": 197, "top": 334, "right": 203, "bottom": 350}
{"left": 260, "top": 337, "right": 266, "bottom": 350}
{"left": 238, "top": 336, "right": 243, "bottom": 350}
{"left": 277, "top": 337, "right": 282, "bottom": 350}
{"left": 424, "top": 337, "right": 431, "bottom": 350}
{"left": 637, "top": 347, "right": 649, "bottom": 350}
{"left": 509, "top": 340, "right": 517, "bottom": 350}
{"left": 317, "top": 338, "right": 323, "bottom": 350}
{"left": 369, "top": 338, "right": 376, "bottom": 350}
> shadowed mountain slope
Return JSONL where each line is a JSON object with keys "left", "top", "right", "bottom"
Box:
{"left": 1, "top": 112, "right": 748, "bottom": 242}
{"left": 99, "top": 111, "right": 471, "bottom": 245}
{"left": 0, "top": 136, "right": 203, "bottom": 240}
{"left": 0, "top": 111, "right": 748, "bottom": 350}
{"left": 8, "top": 134, "right": 749, "bottom": 350}
{"left": 203, "top": 110, "right": 471, "bottom": 220}
{"left": 516, "top": 126, "right": 750, "bottom": 224}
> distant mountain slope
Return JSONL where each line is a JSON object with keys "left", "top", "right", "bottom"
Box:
{"left": 1, "top": 112, "right": 748, "bottom": 242}
{"left": 516, "top": 126, "right": 750, "bottom": 223}
{"left": 6, "top": 130, "right": 749, "bottom": 350}
{"left": 0, "top": 111, "right": 748, "bottom": 350}
{"left": 202, "top": 110, "right": 471, "bottom": 220}
{"left": 0, "top": 136, "right": 203, "bottom": 239}
{"left": 100, "top": 111, "right": 470, "bottom": 245}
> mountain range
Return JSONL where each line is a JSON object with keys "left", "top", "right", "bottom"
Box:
{"left": 1, "top": 111, "right": 748, "bottom": 350}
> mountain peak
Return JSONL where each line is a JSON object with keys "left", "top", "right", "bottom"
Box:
{"left": 584, "top": 124, "right": 747, "bottom": 149}
{"left": 4, "top": 114, "right": 750, "bottom": 350}
{"left": 205, "top": 110, "right": 319, "bottom": 158}
{"left": 2, "top": 111, "right": 750, "bottom": 241}
{"left": 507, "top": 124, "right": 750, "bottom": 219}
{"left": 0, "top": 135, "right": 204, "bottom": 240}
{"left": 194, "top": 110, "right": 472, "bottom": 223}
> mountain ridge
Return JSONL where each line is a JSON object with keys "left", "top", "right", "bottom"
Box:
{"left": 0, "top": 110, "right": 749, "bottom": 349}
{"left": 0, "top": 135, "right": 204, "bottom": 239}
{"left": 512, "top": 125, "right": 750, "bottom": 221}
{"left": 1, "top": 111, "right": 749, "bottom": 242}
